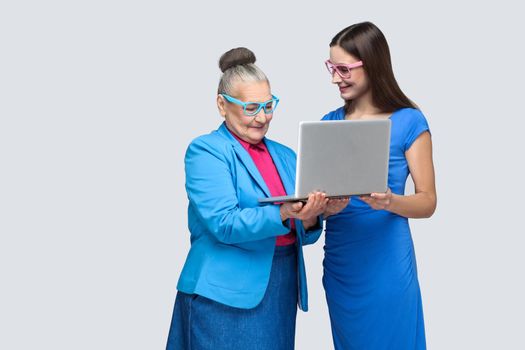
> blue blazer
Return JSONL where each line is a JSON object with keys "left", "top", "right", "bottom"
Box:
{"left": 176, "top": 123, "right": 322, "bottom": 310}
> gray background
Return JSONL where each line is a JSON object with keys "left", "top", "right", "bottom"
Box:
{"left": 1, "top": 1, "right": 524, "bottom": 349}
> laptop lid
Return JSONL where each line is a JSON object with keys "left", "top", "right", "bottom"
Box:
{"left": 259, "top": 119, "right": 391, "bottom": 203}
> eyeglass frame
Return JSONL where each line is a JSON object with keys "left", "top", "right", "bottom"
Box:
{"left": 220, "top": 93, "right": 280, "bottom": 117}
{"left": 325, "top": 60, "right": 364, "bottom": 78}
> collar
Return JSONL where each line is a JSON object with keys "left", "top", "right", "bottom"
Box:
{"left": 221, "top": 123, "right": 267, "bottom": 152}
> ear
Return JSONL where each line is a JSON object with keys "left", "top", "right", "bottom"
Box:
{"left": 217, "top": 95, "right": 227, "bottom": 118}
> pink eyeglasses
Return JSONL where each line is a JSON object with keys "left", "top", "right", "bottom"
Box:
{"left": 325, "top": 60, "right": 364, "bottom": 79}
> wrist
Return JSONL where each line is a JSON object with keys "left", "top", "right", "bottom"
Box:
{"left": 280, "top": 206, "right": 289, "bottom": 222}
{"left": 302, "top": 216, "right": 317, "bottom": 230}
{"left": 385, "top": 193, "right": 397, "bottom": 212}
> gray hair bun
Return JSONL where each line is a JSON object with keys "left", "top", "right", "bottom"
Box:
{"left": 219, "top": 47, "right": 256, "bottom": 73}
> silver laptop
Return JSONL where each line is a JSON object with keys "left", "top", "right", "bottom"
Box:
{"left": 259, "top": 119, "right": 391, "bottom": 204}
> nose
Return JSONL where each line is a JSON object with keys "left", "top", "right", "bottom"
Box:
{"left": 331, "top": 70, "right": 342, "bottom": 84}
{"left": 254, "top": 108, "right": 269, "bottom": 123}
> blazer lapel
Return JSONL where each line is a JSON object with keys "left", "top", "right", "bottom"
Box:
{"left": 265, "top": 140, "right": 295, "bottom": 196}
{"left": 217, "top": 123, "right": 272, "bottom": 198}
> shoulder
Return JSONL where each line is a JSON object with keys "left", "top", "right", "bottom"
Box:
{"left": 185, "top": 129, "right": 232, "bottom": 159}
{"left": 321, "top": 106, "right": 345, "bottom": 121}
{"left": 189, "top": 130, "right": 224, "bottom": 147}
{"left": 393, "top": 108, "right": 431, "bottom": 151}
{"left": 393, "top": 107, "right": 429, "bottom": 126}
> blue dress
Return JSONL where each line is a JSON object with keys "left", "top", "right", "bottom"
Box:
{"left": 322, "top": 107, "right": 430, "bottom": 350}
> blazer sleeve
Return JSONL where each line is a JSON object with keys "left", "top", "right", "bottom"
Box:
{"left": 185, "top": 137, "right": 290, "bottom": 245}
{"left": 297, "top": 215, "right": 323, "bottom": 246}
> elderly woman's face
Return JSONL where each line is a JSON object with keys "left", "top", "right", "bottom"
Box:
{"left": 217, "top": 81, "right": 273, "bottom": 144}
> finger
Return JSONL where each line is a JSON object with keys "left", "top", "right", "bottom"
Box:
{"left": 315, "top": 192, "right": 328, "bottom": 208}
{"left": 360, "top": 196, "right": 371, "bottom": 203}
{"left": 371, "top": 188, "right": 392, "bottom": 198}
{"left": 291, "top": 201, "right": 304, "bottom": 212}
{"left": 303, "top": 192, "right": 319, "bottom": 210}
{"left": 337, "top": 198, "right": 349, "bottom": 208}
{"left": 318, "top": 198, "right": 329, "bottom": 213}
{"left": 302, "top": 192, "right": 325, "bottom": 216}
{"left": 329, "top": 198, "right": 348, "bottom": 206}
{"left": 315, "top": 192, "right": 328, "bottom": 209}
{"left": 312, "top": 191, "right": 324, "bottom": 203}
{"left": 362, "top": 197, "right": 378, "bottom": 208}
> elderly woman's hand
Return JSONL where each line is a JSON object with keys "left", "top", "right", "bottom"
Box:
{"left": 280, "top": 192, "right": 328, "bottom": 228}
{"left": 324, "top": 197, "right": 351, "bottom": 218}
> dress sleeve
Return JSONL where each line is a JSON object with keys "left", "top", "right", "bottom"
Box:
{"left": 403, "top": 109, "right": 431, "bottom": 152}
{"left": 321, "top": 106, "right": 345, "bottom": 121}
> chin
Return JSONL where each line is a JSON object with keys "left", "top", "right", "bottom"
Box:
{"left": 249, "top": 131, "right": 266, "bottom": 143}
{"left": 252, "top": 134, "right": 265, "bottom": 142}
{"left": 340, "top": 91, "right": 358, "bottom": 100}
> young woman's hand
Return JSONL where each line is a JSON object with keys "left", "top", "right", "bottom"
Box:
{"left": 324, "top": 198, "right": 351, "bottom": 218}
{"left": 360, "top": 188, "right": 392, "bottom": 210}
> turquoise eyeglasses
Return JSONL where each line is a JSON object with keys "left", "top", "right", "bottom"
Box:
{"left": 220, "top": 94, "right": 280, "bottom": 117}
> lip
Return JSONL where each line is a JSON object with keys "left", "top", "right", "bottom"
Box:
{"left": 339, "top": 84, "right": 353, "bottom": 92}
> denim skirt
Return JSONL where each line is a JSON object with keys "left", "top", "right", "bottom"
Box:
{"left": 166, "top": 244, "right": 298, "bottom": 350}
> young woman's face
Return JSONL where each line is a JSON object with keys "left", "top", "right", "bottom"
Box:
{"left": 329, "top": 45, "right": 369, "bottom": 102}
{"left": 217, "top": 80, "right": 273, "bottom": 144}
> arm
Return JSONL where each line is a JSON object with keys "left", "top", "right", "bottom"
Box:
{"left": 280, "top": 192, "right": 327, "bottom": 245}
{"left": 186, "top": 139, "right": 290, "bottom": 244}
{"left": 301, "top": 216, "right": 319, "bottom": 230}
{"left": 361, "top": 131, "right": 437, "bottom": 218}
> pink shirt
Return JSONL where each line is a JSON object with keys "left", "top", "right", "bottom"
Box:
{"left": 230, "top": 131, "right": 296, "bottom": 246}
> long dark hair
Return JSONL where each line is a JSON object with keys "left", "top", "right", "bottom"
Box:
{"left": 330, "top": 22, "right": 417, "bottom": 113}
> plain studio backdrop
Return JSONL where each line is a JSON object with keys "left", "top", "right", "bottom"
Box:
{"left": 1, "top": 1, "right": 524, "bottom": 349}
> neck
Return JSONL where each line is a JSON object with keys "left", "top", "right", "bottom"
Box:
{"left": 346, "top": 93, "right": 382, "bottom": 119}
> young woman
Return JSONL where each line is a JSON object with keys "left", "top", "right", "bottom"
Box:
{"left": 321, "top": 22, "right": 437, "bottom": 349}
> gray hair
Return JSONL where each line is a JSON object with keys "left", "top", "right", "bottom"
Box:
{"left": 217, "top": 47, "right": 269, "bottom": 95}
{"left": 218, "top": 64, "right": 268, "bottom": 95}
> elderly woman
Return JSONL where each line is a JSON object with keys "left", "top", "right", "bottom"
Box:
{"left": 166, "top": 47, "right": 338, "bottom": 350}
